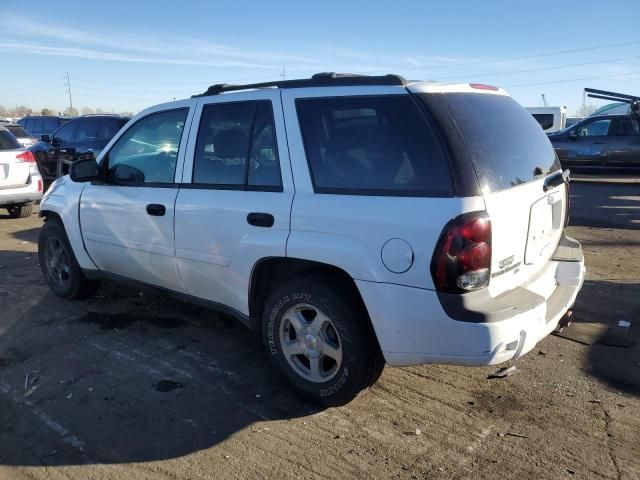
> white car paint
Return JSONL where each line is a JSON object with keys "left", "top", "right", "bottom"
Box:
{"left": 40, "top": 80, "right": 585, "bottom": 367}
{"left": 0, "top": 147, "right": 43, "bottom": 209}
{"left": 526, "top": 106, "right": 568, "bottom": 133}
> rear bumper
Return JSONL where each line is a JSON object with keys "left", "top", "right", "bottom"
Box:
{"left": 0, "top": 177, "right": 43, "bottom": 206}
{"left": 357, "top": 235, "right": 585, "bottom": 367}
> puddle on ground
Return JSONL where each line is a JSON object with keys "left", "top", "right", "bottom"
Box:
{"left": 154, "top": 379, "right": 183, "bottom": 392}
{"left": 79, "top": 311, "right": 185, "bottom": 330}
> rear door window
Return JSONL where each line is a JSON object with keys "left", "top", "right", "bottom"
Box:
{"left": 192, "top": 101, "right": 282, "bottom": 190}
{"left": 296, "top": 95, "right": 452, "bottom": 196}
{"left": 608, "top": 118, "right": 637, "bottom": 137}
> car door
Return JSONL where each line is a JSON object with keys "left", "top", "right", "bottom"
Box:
{"left": 603, "top": 117, "right": 640, "bottom": 168}
{"left": 79, "top": 101, "right": 196, "bottom": 292}
{"left": 67, "top": 117, "right": 103, "bottom": 174}
{"left": 174, "top": 90, "right": 294, "bottom": 316}
{"left": 38, "top": 120, "right": 78, "bottom": 181}
{"left": 565, "top": 118, "right": 611, "bottom": 168}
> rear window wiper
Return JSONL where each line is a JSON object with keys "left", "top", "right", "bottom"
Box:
{"left": 543, "top": 169, "right": 570, "bottom": 192}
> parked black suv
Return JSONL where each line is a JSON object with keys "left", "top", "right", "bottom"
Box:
{"left": 548, "top": 114, "right": 640, "bottom": 171}
{"left": 17, "top": 116, "right": 70, "bottom": 137}
{"left": 30, "top": 115, "right": 129, "bottom": 188}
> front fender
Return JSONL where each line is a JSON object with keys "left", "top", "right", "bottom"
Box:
{"left": 40, "top": 177, "right": 97, "bottom": 270}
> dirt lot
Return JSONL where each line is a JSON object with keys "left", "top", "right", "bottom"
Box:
{"left": 0, "top": 181, "right": 638, "bottom": 480}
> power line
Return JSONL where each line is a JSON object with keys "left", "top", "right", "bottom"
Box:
{"left": 504, "top": 70, "right": 640, "bottom": 88}
{"left": 355, "top": 40, "right": 640, "bottom": 74}
{"left": 435, "top": 55, "right": 640, "bottom": 81}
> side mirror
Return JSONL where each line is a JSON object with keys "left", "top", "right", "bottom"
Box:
{"left": 69, "top": 158, "right": 100, "bottom": 183}
{"left": 569, "top": 130, "right": 578, "bottom": 139}
{"left": 41, "top": 134, "right": 51, "bottom": 142}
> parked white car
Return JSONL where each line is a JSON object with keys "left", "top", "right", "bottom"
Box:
{"left": 38, "top": 73, "right": 585, "bottom": 405}
{"left": 0, "top": 126, "right": 43, "bottom": 218}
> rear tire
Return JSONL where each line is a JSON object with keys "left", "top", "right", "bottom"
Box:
{"left": 7, "top": 203, "right": 33, "bottom": 218}
{"left": 38, "top": 220, "right": 100, "bottom": 299}
{"left": 262, "top": 277, "right": 384, "bottom": 407}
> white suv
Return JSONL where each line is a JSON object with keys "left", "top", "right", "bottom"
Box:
{"left": 0, "top": 126, "right": 43, "bottom": 218}
{"left": 38, "top": 73, "right": 585, "bottom": 405}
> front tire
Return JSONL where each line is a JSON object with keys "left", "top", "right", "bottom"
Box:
{"left": 7, "top": 203, "right": 33, "bottom": 218}
{"left": 38, "top": 220, "right": 100, "bottom": 299}
{"left": 262, "top": 277, "right": 384, "bottom": 407}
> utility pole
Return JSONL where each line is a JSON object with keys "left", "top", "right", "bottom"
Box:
{"left": 65, "top": 72, "right": 73, "bottom": 114}
{"left": 280, "top": 65, "right": 286, "bottom": 81}
{"left": 541, "top": 93, "right": 548, "bottom": 107}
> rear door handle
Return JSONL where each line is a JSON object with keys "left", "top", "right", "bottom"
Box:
{"left": 146, "top": 204, "right": 166, "bottom": 216}
{"left": 247, "top": 212, "right": 274, "bottom": 227}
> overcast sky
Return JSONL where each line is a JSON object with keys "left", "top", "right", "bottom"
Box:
{"left": 1, "top": 0, "right": 639, "bottom": 115}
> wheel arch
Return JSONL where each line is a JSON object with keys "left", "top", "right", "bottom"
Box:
{"left": 249, "top": 257, "right": 380, "bottom": 349}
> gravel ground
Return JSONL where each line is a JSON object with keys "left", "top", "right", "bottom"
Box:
{"left": 0, "top": 180, "right": 638, "bottom": 480}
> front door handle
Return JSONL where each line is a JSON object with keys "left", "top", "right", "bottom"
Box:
{"left": 247, "top": 212, "right": 274, "bottom": 227}
{"left": 146, "top": 204, "right": 166, "bottom": 216}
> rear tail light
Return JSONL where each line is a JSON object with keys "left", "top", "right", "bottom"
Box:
{"left": 431, "top": 212, "right": 492, "bottom": 292}
{"left": 16, "top": 151, "right": 36, "bottom": 163}
{"left": 37, "top": 179, "right": 43, "bottom": 192}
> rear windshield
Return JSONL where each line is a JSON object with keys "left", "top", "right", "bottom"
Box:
{"left": 296, "top": 95, "right": 452, "bottom": 196}
{"left": 0, "top": 129, "right": 22, "bottom": 150}
{"left": 6, "top": 125, "right": 30, "bottom": 137}
{"left": 419, "top": 93, "right": 560, "bottom": 192}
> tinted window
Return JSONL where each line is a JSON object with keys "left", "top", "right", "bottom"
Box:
{"left": 609, "top": 118, "right": 637, "bottom": 137}
{"left": 419, "top": 93, "right": 559, "bottom": 192}
{"left": 0, "top": 129, "right": 22, "bottom": 150}
{"left": 31, "top": 118, "right": 43, "bottom": 133}
{"left": 296, "top": 95, "right": 451, "bottom": 196}
{"left": 193, "top": 101, "right": 281, "bottom": 189}
{"left": 53, "top": 121, "right": 77, "bottom": 143}
{"left": 98, "top": 118, "right": 125, "bottom": 140}
{"left": 532, "top": 113, "right": 554, "bottom": 130}
{"left": 106, "top": 109, "right": 187, "bottom": 184}
{"left": 577, "top": 119, "right": 610, "bottom": 137}
{"left": 6, "top": 126, "right": 30, "bottom": 137}
{"left": 75, "top": 118, "right": 99, "bottom": 141}
{"left": 42, "top": 118, "right": 60, "bottom": 133}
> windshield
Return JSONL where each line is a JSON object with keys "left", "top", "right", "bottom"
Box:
{"left": 0, "top": 129, "right": 22, "bottom": 150}
{"left": 418, "top": 93, "right": 560, "bottom": 192}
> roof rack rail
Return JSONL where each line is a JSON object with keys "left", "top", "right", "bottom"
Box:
{"left": 192, "top": 72, "right": 408, "bottom": 98}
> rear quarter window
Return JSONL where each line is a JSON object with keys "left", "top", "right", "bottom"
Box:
{"left": 296, "top": 95, "right": 453, "bottom": 196}
{"left": 0, "top": 129, "right": 22, "bottom": 150}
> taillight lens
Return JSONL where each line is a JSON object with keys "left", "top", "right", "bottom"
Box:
{"left": 431, "top": 212, "right": 492, "bottom": 292}
{"left": 16, "top": 151, "right": 36, "bottom": 163}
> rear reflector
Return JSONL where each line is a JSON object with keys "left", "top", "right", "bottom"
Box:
{"left": 16, "top": 151, "right": 36, "bottom": 163}
{"left": 469, "top": 83, "right": 499, "bottom": 91}
{"left": 431, "top": 212, "right": 492, "bottom": 292}
{"left": 37, "top": 179, "right": 43, "bottom": 192}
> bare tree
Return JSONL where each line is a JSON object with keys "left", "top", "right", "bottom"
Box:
{"left": 81, "top": 107, "right": 95, "bottom": 115}
{"left": 576, "top": 103, "right": 598, "bottom": 117}
{"left": 63, "top": 106, "right": 79, "bottom": 117}
{"left": 41, "top": 108, "right": 55, "bottom": 116}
